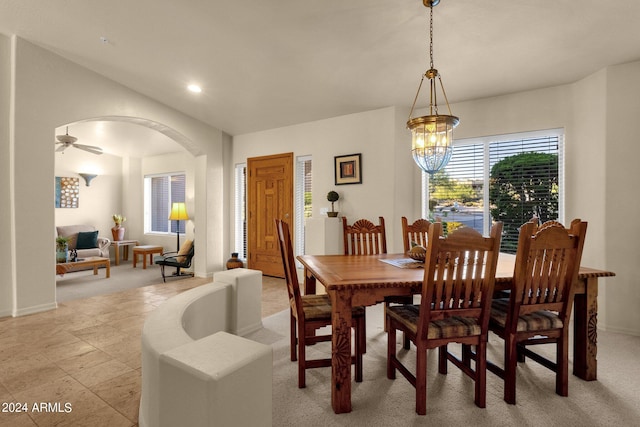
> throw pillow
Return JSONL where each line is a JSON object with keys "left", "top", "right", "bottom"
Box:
{"left": 177, "top": 239, "right": 193, "bottom": 263}
{"left": 76, "top": 230, "right": 99, "bottom": 249}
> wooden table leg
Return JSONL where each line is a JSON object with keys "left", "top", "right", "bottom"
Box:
{"left": 123, "top": 246, "right": 129, "bottom": 261}
{"left": 104, "top": 260, "right": 110, "bottom": 278}
{"left": 573, "top": 277, "right": 598, "bottom": 380}
{"left": 304, "top": 267, "right": 316, "bottom": 295}
{"left": 330, "top": 290, "right": 353, "bottom": 414}
{"left": 114, "top": 245, "right": 121, "bottom": 266}
{"left": 93, "top": 265, "right": 98, "bottom": 275}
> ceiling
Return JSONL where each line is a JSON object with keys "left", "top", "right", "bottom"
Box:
{"left": 3, "top": 0, "right": 640, "bottom": 156}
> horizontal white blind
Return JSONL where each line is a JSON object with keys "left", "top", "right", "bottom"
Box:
{"left": 235, "top": 164, "right": 247, "bottom": 259}
{"left": 147, "top": 173, "right": 186, "bottom": 234}
{"left": 424, "top": 130, "right": 563, "bottom": 254}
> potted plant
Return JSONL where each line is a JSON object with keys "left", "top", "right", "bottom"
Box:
{"left": 112, "top": 214, "right": 127, "bottom": 241}
{"left": 55, "top": 236, "right": 70, "bottom": 263}
{"left": 327, "top": 191, "right": 340, "bottom": 217}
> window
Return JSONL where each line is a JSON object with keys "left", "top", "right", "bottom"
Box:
{"left": 295, "top": 156, "right": 312, "bottom": 260}
{"left": 144, "top": 173, "right": 186, "bottom": 234}
{"left": 423, "top": 129, "right": 563, "bottom": 253}
{"left": 234, "top": 164, "right": 247, "bottom": 259}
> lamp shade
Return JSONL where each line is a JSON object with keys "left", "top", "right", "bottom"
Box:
{"left": 168, "top": 202, "right": 189, "bottom": 221}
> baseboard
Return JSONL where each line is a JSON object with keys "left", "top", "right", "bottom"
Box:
{"left": 13, "top": 302, "right": 58, "bottom": 317}
{"left": 236, "top": 321, "right": 264, "bottom": 337}
{"left": 599, "top": 324, "right": 640, "bottom": 337}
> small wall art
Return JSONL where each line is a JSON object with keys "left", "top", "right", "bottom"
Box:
{"left": 55, "top": 176, "right": 79, "bottom": 208}
{"left": 334, "top": 153, "right": 362, "bottom": 185}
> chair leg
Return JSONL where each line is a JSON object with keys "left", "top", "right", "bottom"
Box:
{"left": 355, "top": 318, "right": 364, "bottom": 383}
{"left": 290, "top": 311, "right": 297, "bottom": 362}
{"left": 517, "top": 343, "right": 526, "bottom": 363}
{"left": 384, "top": 302, "right": 389, "bottom": 332}
{"left": 462, "top": 343, "right": 473, "bottom": 368}
{"left": 361, "top": 314, "right": 367, "bottom": 354}
{"left": 438, "top": 345, "right": 448, "bottom": 374}
{"left": 387, "top": 318, "right": 397, "bottom": 380}
{"left": 557, "top": 333, "right": 569, "bottom": 396}
{"left": 298, "top": 327, "right": 306, "bottom": 388}
{"left": 160, "top": 265, "right": 166, "bottom": 283}
{"left": 415, "top": 345, "right": 427, "bottom": 415}
{"left": 504, "top": 335, "right": 518, "bottom": 404}
{"left": 475, "top": 341, "right": 487, "bottom": 408}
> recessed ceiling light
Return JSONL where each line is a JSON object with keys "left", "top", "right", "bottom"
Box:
{"left": 187, "top": 84, "right": 202, "bottom": 93}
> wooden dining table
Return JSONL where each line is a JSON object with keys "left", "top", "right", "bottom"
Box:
{"left": 297, "top": 252, "right": 615, "bottom": 414}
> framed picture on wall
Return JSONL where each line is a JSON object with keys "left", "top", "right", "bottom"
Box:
{"left": 334, "top": 153, "right": 362, "bottom": 185}
{"left": 55, "top": 176, "right": 79, "bottom": 208}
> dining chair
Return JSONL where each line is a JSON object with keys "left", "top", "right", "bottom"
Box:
{"left": 343, "top": 216, "right": 397, "bottom": 339}
{"left": 401, "top": 216, "right": 434, "bottom": 254}
{"left": 342, "top": 216, "right": 387, "bottom": 255}
{"left": 386, "top": 221, "right": 503, "bottom": 415}
{"left": 487, "top": 219, "right": 587, "bottom": 404}
{"left": 275, "top": 219, "right": 365, "bottom": 388}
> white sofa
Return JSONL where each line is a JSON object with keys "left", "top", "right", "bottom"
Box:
{"left": 139, "top": 268, "right": 271, "bottom": 427}
{"left": 56, "top": 224, "right": 110, "bottom": 258}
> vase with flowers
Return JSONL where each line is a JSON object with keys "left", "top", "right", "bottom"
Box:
{"left": 112, "top": 214, "right": 126, "bottom": 241}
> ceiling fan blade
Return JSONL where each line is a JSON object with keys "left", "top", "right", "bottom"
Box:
{"left": 74, "top": 144, "right": 103, "bottom": 155}
{"left": 56, "top": 144, "right": 69, "bottom": 152}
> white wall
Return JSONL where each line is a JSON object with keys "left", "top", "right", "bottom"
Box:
{"left": 232, "top": 63, "right": 640, "bottom": 336}
{"left": 4, "top": 36, "right": 227, "bottom": 316}
{"left": 140, "top": 152, "right": 197, "bottom": 253}
{"left": 232, "top": 107, "right": 418, "bottom": 253}
{"left": 54, "top": 147, "right": 124, "bottom": 243}
{"left": 603, "top": 61, "right": 640, "bottom": 335}
{"left": 0, "top": 34, "right": 11, "bottom": 317}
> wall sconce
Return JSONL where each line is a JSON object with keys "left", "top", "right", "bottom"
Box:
{"left": 79, "top": 173, "right": 97, "bottom": 187}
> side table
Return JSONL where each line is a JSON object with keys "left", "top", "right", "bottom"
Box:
{"left": 133, "top": 245, "right": 164, "bottom": 269}
{"left": 110, "top": 240, "right": 139, "bottom": 265}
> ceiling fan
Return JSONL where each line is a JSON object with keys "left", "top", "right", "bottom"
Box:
{"left": 55, "top": 127, "right": 103, "bottom": 155}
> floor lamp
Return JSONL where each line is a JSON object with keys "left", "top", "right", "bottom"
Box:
{"left": 169, "top": 202, "right": 189, "bottom": 276}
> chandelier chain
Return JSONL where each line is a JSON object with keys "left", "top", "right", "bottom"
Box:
{"left": 429, "top": 4, "right": 434, "bottom": 70}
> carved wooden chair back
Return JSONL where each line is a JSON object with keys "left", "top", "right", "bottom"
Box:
{"left": 342, "top": 216, "right": 387, "bottom": 255}
{"left": 418, "top": 222, "right": 503, "bottom": 342}
{"left": 511, "top": 219, "right": 587, "bottom": 326}
{"left": 275, "top": 219, "right": 304, "bottom": 319}
{"left": 401, "top": 217, "right": 434, "bottom": 254}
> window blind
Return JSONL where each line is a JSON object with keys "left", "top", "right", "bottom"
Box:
{"left": 423, "top": 130, "right": 563, "bottom": 253}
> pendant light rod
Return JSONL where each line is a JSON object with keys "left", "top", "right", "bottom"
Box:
{"left": 407, "top": 0, "right": 459, "bottom": 175}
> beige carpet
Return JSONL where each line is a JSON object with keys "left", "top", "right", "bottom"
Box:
{"left": 55, "top": 259, "right": 192, "bottom": 302}
{"left": 246, "top": 304, "right": 640, "bottom": 426}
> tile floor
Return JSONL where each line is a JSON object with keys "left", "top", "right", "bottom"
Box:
{"left": 0, "top": 276, "right": 289, "bottom": 426}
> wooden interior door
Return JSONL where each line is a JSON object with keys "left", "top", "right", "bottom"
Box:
{"left": 247, "top": 152, "right": 293, "bottom": 278}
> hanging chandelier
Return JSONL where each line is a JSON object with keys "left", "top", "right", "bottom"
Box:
{"left": 407, "top": 0, "right": 459, "bottom": 175}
